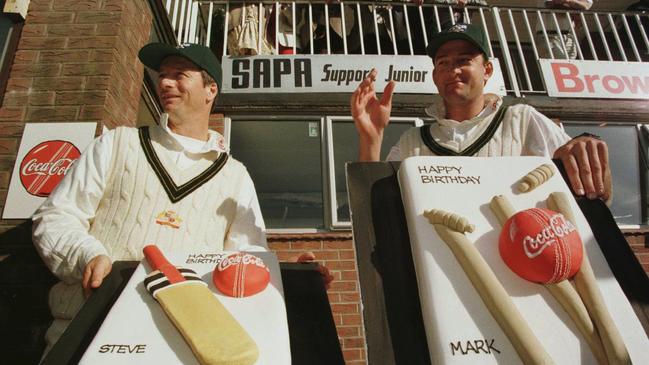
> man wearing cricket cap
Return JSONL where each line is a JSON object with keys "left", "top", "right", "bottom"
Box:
{"left": 351, "top": 22, "right": 611, "bottom": 202}
{"left": 33, "top": 42, "right": 332, "bottom": 352}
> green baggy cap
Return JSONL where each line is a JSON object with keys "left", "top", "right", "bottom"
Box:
{"left": 426, "top": 23, "right": 490, "bottom": 60}
{"left": 138, "top": 42, "right": 222, "bottom": 90}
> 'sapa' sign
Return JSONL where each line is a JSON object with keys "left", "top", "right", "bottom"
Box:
{"left": 222, "top": 55, "right": 507, "bottom": 95}
{"left": 540, "top": 59, "right": 649, "bottom": 99}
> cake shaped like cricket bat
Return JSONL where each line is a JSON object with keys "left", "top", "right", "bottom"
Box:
{"left": 143, "top": 245, "right": 259, "bottom": 365}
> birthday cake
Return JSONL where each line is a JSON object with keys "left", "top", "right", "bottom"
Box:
{"left": 398, "top": 156, "right": 649, "bottom": 364}
{"left": 79, "top": 251, "right": 290, "bottom": 365}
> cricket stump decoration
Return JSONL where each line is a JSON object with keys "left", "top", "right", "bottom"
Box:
{"left": 518, "top": 163, "right": 555, "bottom": 193}
{"left": 491, "top": 193, "right": 630, "bottom": 365}
{"left": 546, "top": 192, "right": 630, "bottom": 365}
{"left": 423, "top": 209, "right": 554, "bottom": 365}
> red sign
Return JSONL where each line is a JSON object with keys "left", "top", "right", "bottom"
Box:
{"left": 540, "top": 59, "right": 649, "bottom": 99}
{"left": 19, "top": 140, "right": 81, "bottom": 197}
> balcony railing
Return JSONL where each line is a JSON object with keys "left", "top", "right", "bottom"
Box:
{"left": 160, "top": 0, "right": 649, "bottom": 96}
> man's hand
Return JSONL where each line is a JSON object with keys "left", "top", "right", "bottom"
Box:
{"left": 553, "top": 135, "right": 611, "bottom": 201}
{"left": 82, "top": 254, "right": 112, "bottom": 298}
{"left": 291, "top": 252, "right": 334, "bottom": 290}
{"left": 351, "top": 69, "right": 396, "bottom": 161}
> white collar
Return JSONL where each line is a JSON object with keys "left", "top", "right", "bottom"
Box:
{"left": 424, "top": 98, "right": 502, "bottom": 128}
{"left": 159, "top": 113, "right": 229, "bottom": 154}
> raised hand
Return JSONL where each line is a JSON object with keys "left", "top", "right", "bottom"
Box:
{"left": 350, "top": 69, "right": 396, "bottom": 161}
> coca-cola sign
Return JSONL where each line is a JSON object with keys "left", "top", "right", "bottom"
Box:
{"left": 19, "top": 140, "right": 81, "bottom": 197}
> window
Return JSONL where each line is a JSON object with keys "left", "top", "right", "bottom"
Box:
{"left": 227, "top": 116, "right": 422, "bottom": 230}
{"left": 229, "top": 117, "right": 325, "bottom": 230}
{"left": 326, "top": 117, "right": 423, "bottom": 228}
{"left": 563, "top": 123, "right": 645, "bottom": 227}
{"left": 0, "top": 11, "right": 22, "bottom": 105}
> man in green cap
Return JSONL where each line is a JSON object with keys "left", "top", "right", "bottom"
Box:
{"left": 33, "top": 42, "right": 332, "bottom": 352}
{"left": 351, "top": 22, "right": 611, "bottom": 202}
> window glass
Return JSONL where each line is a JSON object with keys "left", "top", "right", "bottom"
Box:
{"left": 331, "top": 119, "right": 416, "bottom": 223}
{"left": 563, "top": 124, "right": 642, "bottom": 226}
{"left": 230, "top": 120, "right": 323, "bottom": 229}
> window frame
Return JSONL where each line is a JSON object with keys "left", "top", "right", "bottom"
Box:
{"left": 0, "top": 11, "right": 23, "bottom": 106}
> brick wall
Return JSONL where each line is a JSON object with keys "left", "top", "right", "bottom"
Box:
{"left": 269, "top": 232, "right": 367, "bottom": 364}
{"left": 0, "top": 0, "right": 152, "bottom": 225}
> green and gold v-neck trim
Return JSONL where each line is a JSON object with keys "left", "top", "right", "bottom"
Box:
{"left": 138, "top": 126, "right": 229, "bottom": 203}
{"left": 419, "top": 105, "right": 509, "bottom": 156}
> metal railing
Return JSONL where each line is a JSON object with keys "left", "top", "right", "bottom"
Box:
{"left": 161, "top": 0, "right": 649, "bottom": 96}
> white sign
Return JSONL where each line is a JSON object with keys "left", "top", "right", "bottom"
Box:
{"left": 222, "top": 55, "right": 507, "bottom": 95}
{"left": 540, "top": 59, "right": 649, "bottom": 99}
{"left": 3, "top": 122, "right": 96, "bottom": 219}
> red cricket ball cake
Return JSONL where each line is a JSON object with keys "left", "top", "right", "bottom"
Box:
{"left": 213, "top": 253, "right": 270, "bottom": 297}
{"left": 499, "top": 208, "right": 583, "bottom": 284}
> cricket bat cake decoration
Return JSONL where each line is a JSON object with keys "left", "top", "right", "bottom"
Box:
{"left": 143, "top": 245, "right": 259, "bottom": 365}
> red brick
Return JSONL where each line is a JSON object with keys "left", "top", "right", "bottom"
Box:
{"left": 26, "top": 106, "right": 78, "bottom": 122}
{"left": 0, "top": 156, "right": 17, "bottom": 171}
{"left": 5, "top": 78, "right": 32, "bottom": 92}
{"left": 75, "top": 11, "right": 122, "bottom": 24}
{"left": 33, "top": 77, "right": 85, "bottom": 91}
{"left": 29, "top": 92, "right": 56, "bottom": 106}
{"left": 39, "top": 50, "right": 90, "bottom": 63}
{"left": 329, "top": 281, "right": 357, "bottom": 292}
{"left": 339, "top": 250, "right": 356, "bottom": 260}
{"left": 314, "top": 250, "right": 340, "bottom": 260}
{"left": 101, "top": 0, "right": 124, "bottom": 11}
{"left": 268, "top": 241, "right": 291, "bottom": 250}
{"left": 0, "top": 124, "right": 26, "bottom": 138}
{"left": 21, "top": 24, "right": 47, "bottom": 37}
{"left": 331, "top": 303, "right": 358, "bottom": 314}
{"left": 340, "top": 292, "right": 361, "bottom": 302}
{"left": 19, "top": 37, "right": 67, "bottom": 50}
{"left": 89, "top": 49, "right": 117, "bottom": 63}
{"left": 343, "top": 337, "right": 365, "bottom": 349}
{"left": 343, "top": 349, "right": 362, "bottom": 361}
{"left": 342, "top": 314, "right": 362, "bottom": 325}
{"left": 61, "top": 63, "right": 113, "bottom": 76}
{"left": 331, "top": 271, "right": 342, "bottom": 281}
{"left": 56, "top": 91, "right": 107, "bottom": 106}
{"left": 14, "top": 50, "right": 38, "bottom": 64}
{"left": 52, "top": 0, "right": 100, "bottom": 10}
{"left": 26, "top": 11, "right": 74, "bottom": 24}
{"left": 27, "top": 0, "right": 54, "bottom": 11}
{"left": 327, "top": 292, "right": 340, "bottom": 303}
{"left": 47, "top": 24, "right": 96, "bottom": 36}
{"left": 341, "top": 271, "right": 359, "bottom": 281}
{"left": 79, "top": 105, "right": 105, "bottom": 121}
{"left": 275, "top": 251, "right": 298, "bottom": 262}
{"left": 325, "top": 260, "right": 356, "bottom": 270}
{"left": 0, "top": 107, "right": 25, "bottom": 122}
{"left": 1, "top": 92, "right": 28, "bottom": 107}
{"left": 290, "top": 241, "right": 322, "bottom": 250}
{"left": 0, "top": 172, "right": 9, "bottom": 189}
{"left": 0, "top": 139, "right": 18, "bottom": 155}
{"left": 96, "top": 23, "right": 119, "bottom": 36}
{"left": 68, "top": 36, "right": 118, "bottom": 49}
{"left": 9, "top": 63, "right": 60, "bottom": 78}
{"left": 336, "top": 326, "right": 359, "bottom": 337}
{"left": 86, "top": 76, "right": 113, "bottom": 90}
{"left": 333, "top": 314, "right": 342, "bottom": 326}
{"left": 324, "top": 241, "right": 354, "bottom": 250}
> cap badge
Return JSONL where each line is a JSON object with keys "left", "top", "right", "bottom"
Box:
{"left": 176, "top": 43, "right": 191, "bottom": 49}
{"left": 155, "top": 210, "right": 183, "bottom": 229}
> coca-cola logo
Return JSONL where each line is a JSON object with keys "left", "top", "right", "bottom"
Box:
{"left": 513, "top": 213, "right": 576, "bottom": 259}
{"left": 19, "top": 140, "right": 81, "bottom": 197}
{"left": 216, "top": 253, "right": 268, "bottom": 272}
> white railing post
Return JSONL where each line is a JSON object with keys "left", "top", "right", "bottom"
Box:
{"left": 492, "top": 7, "right": 521, "bottom": 97}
